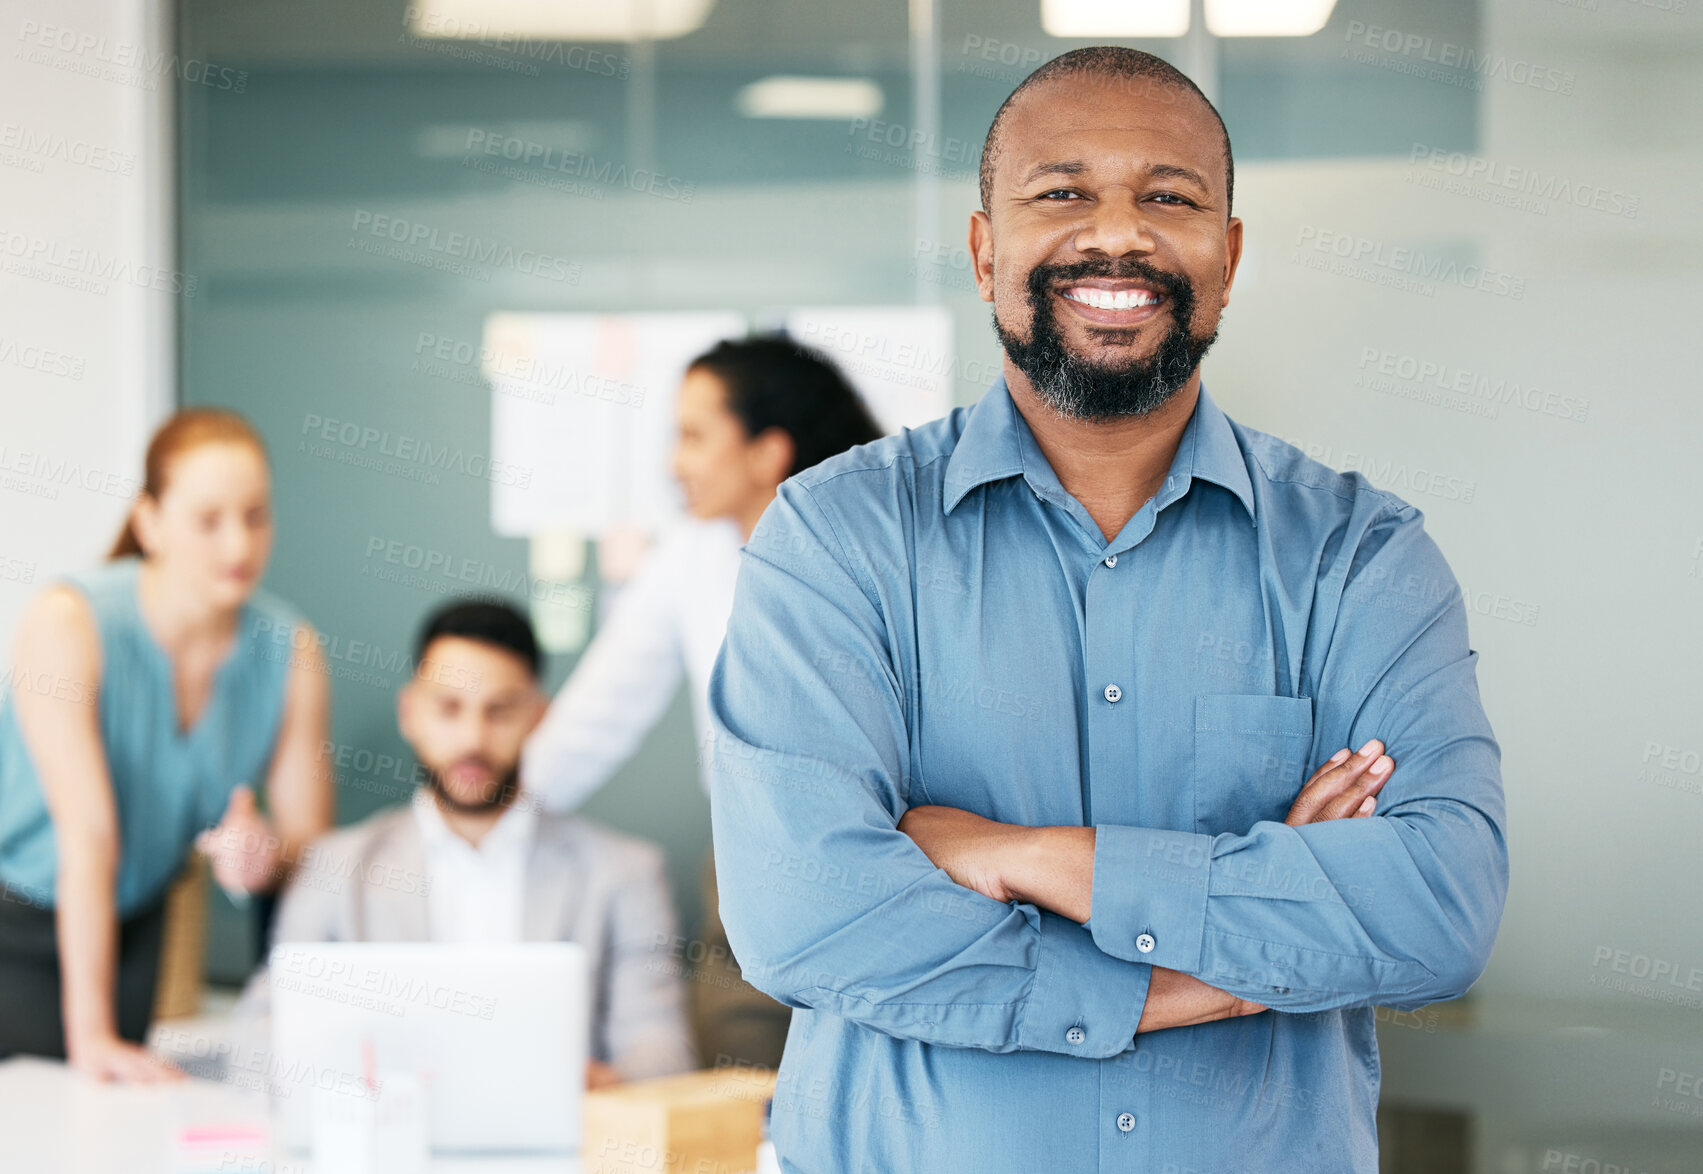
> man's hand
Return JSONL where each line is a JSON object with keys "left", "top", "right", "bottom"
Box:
{"left": 897, "top": 809, "right": 1268, "bottom": 1032}
{"left": 1284, "top": 741, "right": 1393, "bottom": 826}
{"left": 1135, "top": 743, "right": 1395, "bottom": 1031}
{"left": 195, "top": 785, "right": 283, "bottom": 894}
{"left": 894, "top": 805, "right": 1031, "bottom": 904}
{"left": 899, "top": 741, "right": 1396, "bottom": 1034}
{"left": 1136, "top": 968, "right": 1269, "bottom": 1032}
{"left": 900, "top": 742, "right": 1397, "bottom": 913}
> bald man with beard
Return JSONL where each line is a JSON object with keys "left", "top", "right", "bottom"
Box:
{"left": 708, "top": 47, "right": 1506, "bottom": 1173}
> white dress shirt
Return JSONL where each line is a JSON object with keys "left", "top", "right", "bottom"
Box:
{"left": 522, "top": 518, "right": 743, "bottom": 811}
{"left": 411, "top": 789, "right": 539, "bottom": 943}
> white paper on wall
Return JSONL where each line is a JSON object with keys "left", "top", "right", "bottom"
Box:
{"left": 782, "top": 305, "right": 956, "bottom": 433}
{"left": 488, "top": 306, "right": 953, "bottom": 540}
{"left": 486, "top": 311, "right": 745, "bottom": 536}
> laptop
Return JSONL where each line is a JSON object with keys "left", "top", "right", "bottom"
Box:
{"left": 268, "top": 941, "right": 588, "bottom": 1153}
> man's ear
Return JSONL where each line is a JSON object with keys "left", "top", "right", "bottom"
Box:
{"left": 969, "top": 211, "right": 996, "bottom": 303}
{"left": 1221, "top": 216, "right": 1244, "bottom": 308}
{"left": 396, "top": 679, "right": 417, "bottom": 745}
{"left": 520, "top": 686, "right": 549, "bottom": 740}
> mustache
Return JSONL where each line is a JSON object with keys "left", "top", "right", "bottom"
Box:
{"left": 994, "top": 251, "right": 1214, "bottom": 423}
{"left": 1027, "top": 257, "right": 1188, "bottom": 300}
{"left": 424, "top": 756, "right": 518, "bottom": 813}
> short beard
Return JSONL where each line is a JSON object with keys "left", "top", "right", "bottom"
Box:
{"left": 994, "top": 258, "right": 1219, "bottom": 422}
{"left": 423, "top": 758, "right": 519, "bottom": 815}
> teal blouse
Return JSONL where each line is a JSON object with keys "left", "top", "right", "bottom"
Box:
{"left": 0, "top": 558, "right": 302, "bottom": 917}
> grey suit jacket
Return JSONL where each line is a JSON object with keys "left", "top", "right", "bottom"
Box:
{"left": 251, "top": 800, "right": 696, "bottom": 1081}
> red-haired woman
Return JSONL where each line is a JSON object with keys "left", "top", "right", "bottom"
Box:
{"left": 0, "top": 409, "right": 332, "bottom": 1081}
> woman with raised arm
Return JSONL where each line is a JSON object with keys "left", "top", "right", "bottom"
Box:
{"left": 521, "top": 335, "right": 883, "bottom": 1068}
{"left": 0, "top": 409, "right": 332, "bottom": 1081}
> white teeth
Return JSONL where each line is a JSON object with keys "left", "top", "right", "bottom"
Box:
{"left": 1065, "top": 287, "right": 1157, "bottom": 310}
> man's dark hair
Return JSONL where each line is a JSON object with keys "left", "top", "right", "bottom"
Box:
{"left": 688, "top": 335, "right": 883, "bottom": 478}
{"left": 415, "top": 599, "right": 540, "bottom": 678}
{"left": 979, "top": 46, "right": 1234, "bottom": 217}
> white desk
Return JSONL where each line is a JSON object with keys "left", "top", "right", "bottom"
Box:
{"left": 0, "top": 1056, "right": 581, "bottom": 1174}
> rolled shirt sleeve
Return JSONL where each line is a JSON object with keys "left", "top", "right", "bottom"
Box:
{"left": 1088, "top": 502, "right": 1509, "bottom": 1012}
{"left": 711, "top": 478, "right": 1153, "bottom": 1058}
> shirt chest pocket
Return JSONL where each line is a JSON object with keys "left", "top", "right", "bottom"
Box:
{"left": 1192, "top": 694, "right": 1316, "bottom": 835}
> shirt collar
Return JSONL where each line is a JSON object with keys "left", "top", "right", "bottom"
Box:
{"left": 942, "top": 375, "right": 1256, "bottom": 525}
{"left": 412, "top": 787, "right": 539, "bottom": 856}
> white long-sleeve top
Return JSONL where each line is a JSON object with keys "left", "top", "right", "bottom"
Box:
{"left": 522, "top": 518, "right": 743, "bottom": 811}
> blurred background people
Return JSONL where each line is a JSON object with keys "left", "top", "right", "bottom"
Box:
{"left": 254, "top": 598, "right": 694, "bottom": 1088}
{"left": 521, "top": 335, "right": 883, "bottom": 1067}
{"left": 0, "top": 410, "right": 332, "bottom": 1082}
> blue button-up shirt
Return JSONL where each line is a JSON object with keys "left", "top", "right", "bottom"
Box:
{"left": 709, "top": 377, "right": 1508, "bottom": 1173}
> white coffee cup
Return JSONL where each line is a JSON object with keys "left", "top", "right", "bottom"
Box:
{"left": 310, "top": 1067, "right": 430, "bottom": 1174}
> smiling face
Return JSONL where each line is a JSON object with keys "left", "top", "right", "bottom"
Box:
{"left": 970, "top": 73, "right": 1243, "bottom": 420}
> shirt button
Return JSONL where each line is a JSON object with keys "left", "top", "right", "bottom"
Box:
{"left": 1104, "top": 684, "right": 1122, "bottom": 703}
{"left": 1066, "top": 1026, "right": 1086, "bottom": 1045}
{"left": 1135, "top": 932, "right": 1157, "bottom": 954}
{"left": 1103, "top": 554, "right": 1117, "bottom": 568}
{"left": 1116, "top": 1112, "right": 1136, "bottom": 1133}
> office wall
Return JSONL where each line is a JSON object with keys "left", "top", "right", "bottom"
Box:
{"left": 1202, "top": 8, "right": 1703, "bottom": 1167}
{"left": 0, "top": 0, "right": 175, "bottom": 642}
{"left": 1212, "top": 9, "right": 1703, "bottom": 1006}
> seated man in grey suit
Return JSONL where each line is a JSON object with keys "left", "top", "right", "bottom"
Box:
{"left": 258, "top": 598, "right": 695, "bottom": 1088}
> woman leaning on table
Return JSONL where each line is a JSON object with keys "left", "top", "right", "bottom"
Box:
{"left": 0, "top": 409, "right": 332, "bottom": 1081}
